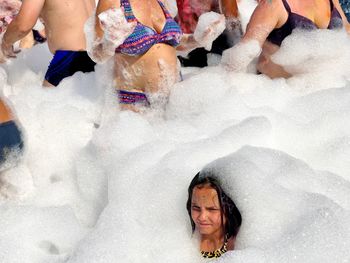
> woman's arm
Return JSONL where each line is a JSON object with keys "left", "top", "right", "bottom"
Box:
{"left": 177, "top": 12, "right": 226, "bottom": 52}
{"left": 95, "top": 0, "right": 117, "bottom": 40}
{"left": 85, "top": 0, "right": 116, "bottom": 63}
{"left": 176, "top": 34, "right": 201, "bottom": 52}
{"left": 222, "top": 0, "right": 288, "bottom": 71}
{"left": 241, "top": 0, "right": 284, "bottom": 45}
{"left": 220, "top": 0, "right": 242, "bottom": 44}
{"left": 87, "top": 0, "right": 136, "bottom": 63}
{"left": 88, "top": 0, "right": 118, "bottom": 63}
{"left": 220, "top": 0, "right": 239, "bottom": 18}
{"left": 222, "top": 0, "right": 286, "bottom": 71}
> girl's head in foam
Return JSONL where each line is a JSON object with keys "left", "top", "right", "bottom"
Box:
{"left": 186, "top": 171, "right": 242, "bottom": 241}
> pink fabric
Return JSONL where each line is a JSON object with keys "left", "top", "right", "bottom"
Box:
{"left": 176, "top": 0, "right": 220, "bottom": 33}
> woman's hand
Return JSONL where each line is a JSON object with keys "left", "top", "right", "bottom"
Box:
{"left": 0, "top": 38, "right": 20, "bottom": 63}
{"left": 86, "top": 6, "right": 137, "bottom": 64}
{"left": 221, "top": 40, "right": 261, "bottom": 72}
{"left": 98, "top": 7, "right": 136, "bottom": 48}
{"left": 193, "top": 12, "right": 226, "bottom": 50}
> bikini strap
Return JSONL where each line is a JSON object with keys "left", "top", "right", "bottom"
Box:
{"left": 157, "top": 0, "right": 172, "bottom": 19}
{"left": 120, "top": 0, "right": 136, "bottom": 21}
{"left": 281, "top": 0, "right": 292, "bottom": 14}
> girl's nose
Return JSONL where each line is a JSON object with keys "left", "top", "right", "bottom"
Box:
{"left": 198, "top": 210, "right": 208, "bottom": 221}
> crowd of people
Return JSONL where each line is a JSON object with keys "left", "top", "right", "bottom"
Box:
{"left": 1, "top": 0, "right": 350, "bottom": 258}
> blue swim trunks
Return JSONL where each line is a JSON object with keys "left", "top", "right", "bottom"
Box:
{"left": 0, "top": 120, "right": 24, "bottom": 166}
{"left": 45, "top": 50, "right": 96, "bottom": 86}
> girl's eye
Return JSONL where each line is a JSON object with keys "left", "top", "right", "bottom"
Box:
{"left": 208, "top": 208, "right": 219, "bottom": 211}
{"left": 191, "top": 206, "right": 200, "bottom": 211}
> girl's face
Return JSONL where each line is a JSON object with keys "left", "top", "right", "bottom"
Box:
{"left": 191, "top": 184, "right": 225, "bottom": 237}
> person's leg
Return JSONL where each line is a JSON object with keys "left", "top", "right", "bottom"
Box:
{"left": 0, "top": 99, "right": 23, "bottom": 167}
{"left": 42, "top": 79, "right": 55, "bottom": 87}
{"left": 44, "top": 50, "right": 96, "bottom": 87}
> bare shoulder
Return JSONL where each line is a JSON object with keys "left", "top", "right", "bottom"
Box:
{"left": 97, "top": 0, "right": 121, "bottom": 12}
{"left": 248, "top": 0, "right": 287, "bottom": 28}
{"left": 254, "top": 0, "right": 285, "bottom": 14}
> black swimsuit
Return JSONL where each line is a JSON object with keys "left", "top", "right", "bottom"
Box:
{"left": 267, "top": 0, "right": 343, "bottom": 46}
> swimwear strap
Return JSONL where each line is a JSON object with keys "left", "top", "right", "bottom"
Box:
{"left": 117, "top": 90, "right": 150, "bottom": 106}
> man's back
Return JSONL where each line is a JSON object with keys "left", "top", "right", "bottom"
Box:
{"left": 41, "top": 0, "right": 95, "bottom": 53}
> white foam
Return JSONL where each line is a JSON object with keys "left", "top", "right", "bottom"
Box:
{"left": 0, "top": 4, "right": 350, "bottom": 263}
{"left": 193, "top": 12, "right": 226, "bottom": 51}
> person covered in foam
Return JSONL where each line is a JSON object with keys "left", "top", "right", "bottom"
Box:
{"left": 89, "top": 0, "right": 226, "bottom": 111}
{"left": 187, "top": 171, "right": 242, "bottom": 259}
{"left": 176, "top": 0, "right": 242, "bottom": 67}
{"left": 0, "top": 98, "right": 23, "bottom": 171}
{"left": 221, "top": 0, "right": 350, "bottom": 79}
{"left": 0, "top": 0, "right": 21, "bottom": 35}
{"left": 0, "top": 0, "right": 96, "bottom": 87}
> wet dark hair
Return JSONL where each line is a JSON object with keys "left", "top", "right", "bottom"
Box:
{"left": 186, "top": 172, "right": 242, "bottom": 239}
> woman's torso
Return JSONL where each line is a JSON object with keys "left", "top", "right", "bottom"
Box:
{"left": 114, "top": 0, "right": 181, "bottom": 94}
{"left": 266, "top": 0, "right": 343, "bottom": 46}
{"left": 258, "top": 0, "right": 343, "bottom": 77}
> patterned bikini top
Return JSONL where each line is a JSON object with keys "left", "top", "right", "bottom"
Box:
{"left": 115, "top": 0, "right": 182, "bottom": 56}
